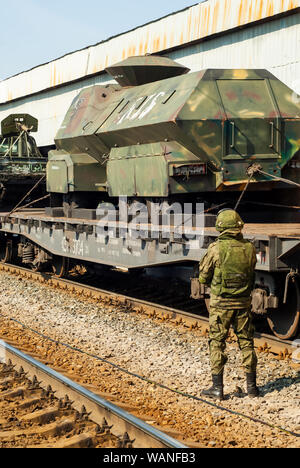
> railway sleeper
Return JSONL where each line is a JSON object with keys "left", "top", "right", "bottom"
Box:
{"left": 20, "top": 406, "right": 60, "bottom": 425}
{"left": 0, "top": 360, "right": 122, "bottom": 449}
{"left": 34, "top": 432, "right": 95, "bottom": 449}
{"left": 18, "top": 396, "right": 47, "bottom": 410}
{"left": 0, "top": 418, "right": 75, "bottom": 441}
{"left": 0, "top": 386, "right": 26, "bottom": 400}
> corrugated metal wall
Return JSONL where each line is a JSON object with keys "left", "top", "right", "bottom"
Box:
{"left": 171, "top": 11, "right": 300, "bottom": 87}
{"left": 0, "top": 2, "right": 299, "bottom": 147}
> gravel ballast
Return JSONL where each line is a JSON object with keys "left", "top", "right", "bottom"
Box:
{"left": 0, "top": 271, "right": 299, "bottom": 448}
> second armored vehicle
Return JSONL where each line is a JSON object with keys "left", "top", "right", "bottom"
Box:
{"left": 0, "top": 114, "right": 47, "bottom": 206}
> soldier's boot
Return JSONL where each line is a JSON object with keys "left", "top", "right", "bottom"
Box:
{"left": 201, "top": 374, "right": 224, "bottom": 400}
{"left": 246, "top": 372, "right": 259, "bottom": 397}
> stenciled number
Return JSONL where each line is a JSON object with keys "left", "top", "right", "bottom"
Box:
{"left": 116, "top": 92, "right": 166, "bottom": 125}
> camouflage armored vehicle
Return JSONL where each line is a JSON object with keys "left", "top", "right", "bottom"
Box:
{"left": 47, "top": 55, "right": 300, "bottom": 222}
{"left": 0, "top": 114, "right": 47, "bottom": 206}
{"left": 1, "top": 57, "right": 300, "bottom": 340}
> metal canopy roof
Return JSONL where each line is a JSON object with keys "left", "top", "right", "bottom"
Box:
{"left": 0, "top": 0, "right": 299, "bottom": 105}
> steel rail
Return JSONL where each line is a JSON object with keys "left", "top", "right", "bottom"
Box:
{"left": 0, "top": 339, "right": 187, "bottom": 449}
{"left": 0, "top": 262, "right": 296, "bottom": 359}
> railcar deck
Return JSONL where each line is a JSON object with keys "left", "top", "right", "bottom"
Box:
{"left": 2, "top": 209, "right": 300, "bottom": 236}
{"left": 0, "top": 209, "right": 299, "bottom": 272}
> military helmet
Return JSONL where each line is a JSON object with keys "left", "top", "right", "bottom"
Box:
{"left": 215, "top": 209, "right": 244, "bottom": 232}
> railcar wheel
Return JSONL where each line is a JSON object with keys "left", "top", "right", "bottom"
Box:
{"left": 267, "top": 278, "right": 300, "bottom": 340}
{"left": 52, "top": 255, "right": 69, "bottom": 278}
{"left": 0, "top": 239, "right": 12, "bottom": 263}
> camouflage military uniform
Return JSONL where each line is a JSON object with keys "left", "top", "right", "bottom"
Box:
{"left": 199, "top": 229, "right": 257, "bottom": 375}
{"left": 199, "top": 209, "right": 259, "bottom": 399}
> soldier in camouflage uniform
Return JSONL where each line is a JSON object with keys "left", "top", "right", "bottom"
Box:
{"left": 199, "top": 209, "right": 259, "bottom": 400}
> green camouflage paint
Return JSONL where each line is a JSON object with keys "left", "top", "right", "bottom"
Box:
{"left": 48, "top": 56, "right": 300, "bottom": 197}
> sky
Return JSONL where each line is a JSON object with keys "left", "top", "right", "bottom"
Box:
{"left": 0, "top": 0, "right": 202, "bottom": 80}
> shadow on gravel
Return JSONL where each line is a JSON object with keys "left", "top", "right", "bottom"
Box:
{"left": 259, "top": 373, "right": 300, "bottom": 396}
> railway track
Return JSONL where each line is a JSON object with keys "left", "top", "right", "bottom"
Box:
{"left": 0, "top": 262, "right": 297, "bottom": 363}
{"left": 0, "top": 339, "right": 187, "bottom": 448}
{"left": 0, "top": 261, "right": 299, "bottom": 448}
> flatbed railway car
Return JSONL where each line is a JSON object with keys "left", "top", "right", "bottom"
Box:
{"left": 0, "top": 208, "right": 299, "bottom": 341}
